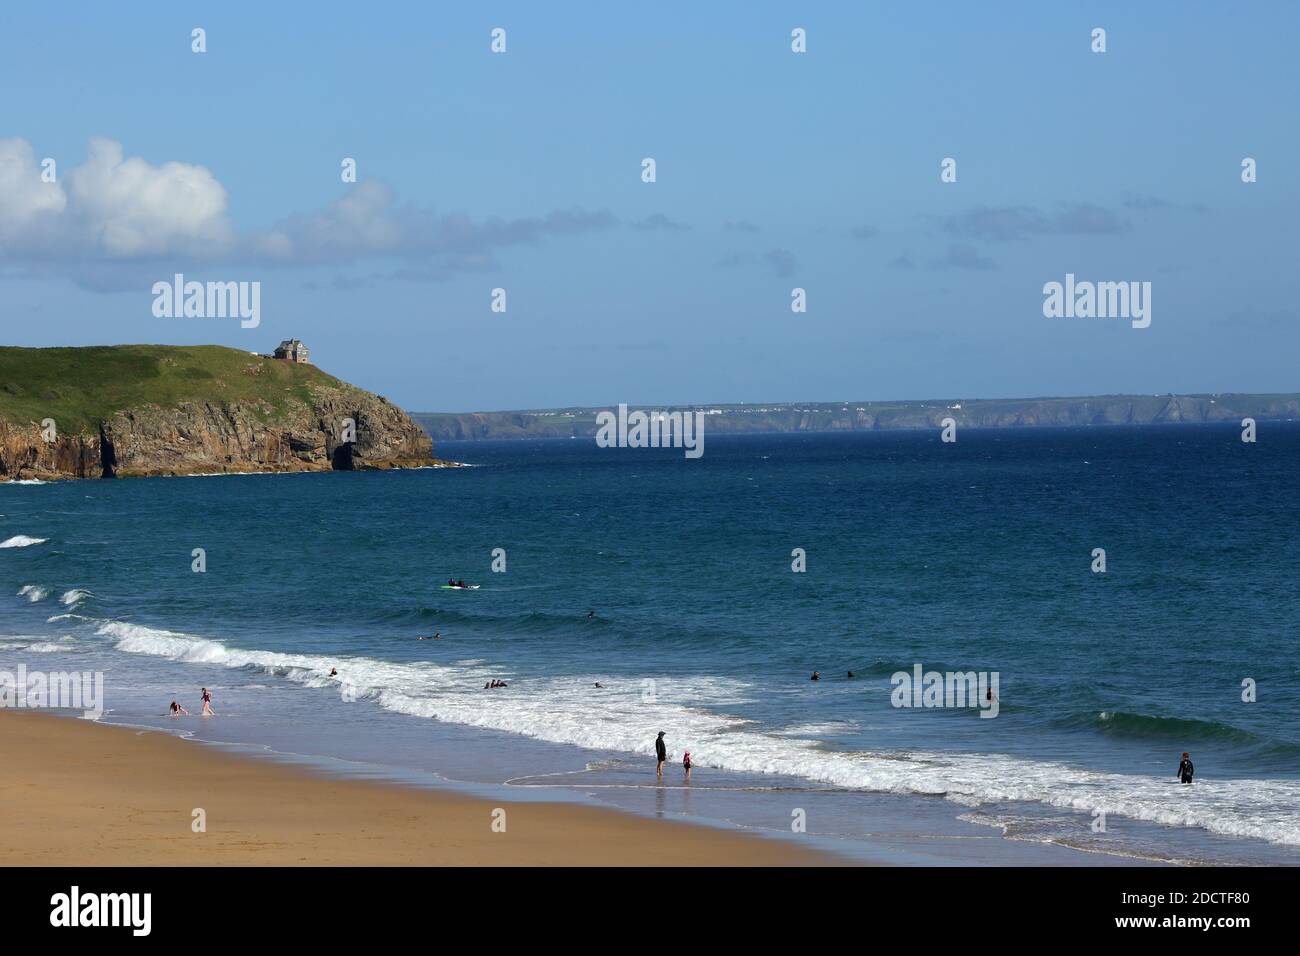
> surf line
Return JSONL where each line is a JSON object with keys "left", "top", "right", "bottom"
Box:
{"left": 503, "top": 769, "right": 844, "bottom": 793}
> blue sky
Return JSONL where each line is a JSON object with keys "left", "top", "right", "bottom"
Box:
{"left": 1, "top": 1, "right": 1296, "bottom": 411}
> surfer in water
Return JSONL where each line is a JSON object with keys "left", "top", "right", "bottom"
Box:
{"left": 1177, "top": 752, "right": 1194, "bottom": 784}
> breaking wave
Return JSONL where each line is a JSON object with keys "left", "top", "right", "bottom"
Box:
{"left": 89, "top": 618, "right": 1300, "bottom": 848}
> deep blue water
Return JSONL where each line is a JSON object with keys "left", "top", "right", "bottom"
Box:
{"left": 3, "top": 425, "right": 1299, "bottom": 863}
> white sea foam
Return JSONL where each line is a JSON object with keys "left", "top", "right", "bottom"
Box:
{"left": 1, "top": 479, "right": 49, "bottom": 486}
{"left": 17, "top": 585, "right": 51, "bottom": 602}
{"left": 182, "top": 471, "right": 270, "bottom": 478}
{"left": 1, "top": 535, "right": 47, "bottom": 548}
{"left": 26, "top": 640, "right": 76, "bottom": 653}
{"left": 59, "top": 589, "right": 92, "bottom": 607}
{"left": 90, "top": 619, "right": 1300, "bottom": 847}
{"left": 0, "top": 637, "right": 40, "bottom": 649}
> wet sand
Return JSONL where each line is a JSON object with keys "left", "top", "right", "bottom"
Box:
{"left": 0, "top": 710, "right": 847, "bottom": 866}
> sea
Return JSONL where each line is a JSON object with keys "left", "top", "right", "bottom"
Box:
{"left": 3, "top": 424, "right": 1299, "bottom": 865}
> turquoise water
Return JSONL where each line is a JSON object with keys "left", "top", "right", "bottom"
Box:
{"left": 3, "top": 425, "right": 1299, "bottom": 864}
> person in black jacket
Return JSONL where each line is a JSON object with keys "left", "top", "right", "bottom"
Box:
{"left": 1177, "top": 752, "right": 1194, "bottom": 784}
{"left": 655, "top": 731, "right": 667, "bottom": 778}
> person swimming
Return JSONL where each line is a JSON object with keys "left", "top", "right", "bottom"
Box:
{"left": 329, "top": 667, "right": 338, "bottom": 677}
{"left": 811, "top": 671, "right": 820, "bottom": 681}
{"left": 846, "top": 670, "right": 854, "bottom": 678}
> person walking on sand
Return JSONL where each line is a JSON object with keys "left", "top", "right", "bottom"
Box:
{"left": 683, "top": 750, "right": 693, "bottom": 779}
{"left": 1177, "top": 751, "right": 1194, "bottom": 784}
{"left": 200, "top": 687, "right": 215, "bottom": 716}
{"left": 655, "top": 731, "right": 667, "bottom": 777}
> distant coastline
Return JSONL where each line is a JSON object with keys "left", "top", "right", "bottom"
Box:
{"left": 413, "top": 392, "right": 1300, "bottom": 441}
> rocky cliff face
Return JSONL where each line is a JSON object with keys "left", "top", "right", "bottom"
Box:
{"left": 0, "top": 384, "right": 440, "bottom": 481}
{"left": 0, "top": 423, "right": 100, "bottom": 479}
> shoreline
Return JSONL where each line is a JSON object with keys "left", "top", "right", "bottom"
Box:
{"left": 0, "top": 458, "right": 462, "bottom": 484}
{"left": 0, "top": 710, "right": 849, "bottom": 867}
{"left": 6, "top": 435, "right": 1296, "bottom": 867}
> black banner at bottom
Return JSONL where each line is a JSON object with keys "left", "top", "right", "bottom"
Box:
{"left": 0, "top": 865, "right": 1277, "bottom": 940}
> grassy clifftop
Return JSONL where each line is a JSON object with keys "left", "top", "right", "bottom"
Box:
{"left": 0, "top": 345, "right": 355, "bottom": 435}
{"left": 0, "top": 344, "right": 439, "bottom": 480}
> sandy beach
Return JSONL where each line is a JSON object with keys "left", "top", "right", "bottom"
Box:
{"left": 0, "top": 711, "right": 843, "bottom": 866}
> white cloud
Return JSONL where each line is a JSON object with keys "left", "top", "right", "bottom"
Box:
{"left": 0, "top": 136, "right": 232, "bottom": 258}
{"left": 260, "top": 181, "right": 617, "bottom": 266}
{"left": 0, "top": 138, "right": 66, "bottom": 241}
{"left": 258, "top": 180, "right": 406, "bottom": 262}
{"left": 0, "top": 137, "right": 615, "bottom": 286}
{"left": 64, "top": 138, "right": 233, "bottom": 256}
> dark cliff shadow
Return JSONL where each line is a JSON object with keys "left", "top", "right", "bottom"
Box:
{"left": 98, "top": 423, "right": 117, "bottom": 478}
{"left": 331, "top": 442, "right": 355, "bottom": 470}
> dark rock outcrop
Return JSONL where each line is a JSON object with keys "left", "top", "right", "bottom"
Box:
{"left": 1, "top": 384, "right": 444, "bottom": 481}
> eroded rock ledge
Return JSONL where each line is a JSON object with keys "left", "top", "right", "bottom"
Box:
{"left": 1, "top": 386, "right": 449, "bottom": 481}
